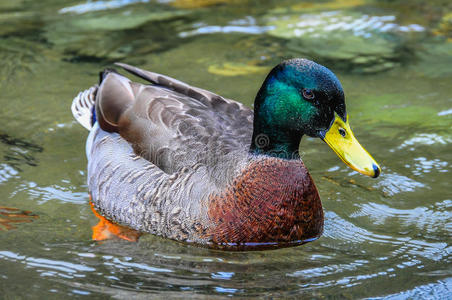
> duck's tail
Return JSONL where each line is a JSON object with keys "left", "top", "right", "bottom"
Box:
{"left": 72, "top": 68, "right": 134, "bottom": 132}
{"left": 71, "top": 84, "right": 98, "bottom": 131}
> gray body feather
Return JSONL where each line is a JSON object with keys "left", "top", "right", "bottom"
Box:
{"left": 74, "top": 64, "right": 256, "bottom": 241}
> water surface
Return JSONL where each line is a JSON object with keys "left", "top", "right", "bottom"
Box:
{"left": 0, "top": 0, "right": 451, "bottom": 298}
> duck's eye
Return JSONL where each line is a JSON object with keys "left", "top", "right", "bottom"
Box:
{"left": 302, "top": 88, "right": 315, "bottom": 100}
{"left": 339, "top": 128, "right": 346, "bottom": 137}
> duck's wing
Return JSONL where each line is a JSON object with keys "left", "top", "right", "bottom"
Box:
{"left": 95, "top": 65, "right": 254, "bottom": 175}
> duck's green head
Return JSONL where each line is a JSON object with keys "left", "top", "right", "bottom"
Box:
{"left": 251, "top": 58, "right": 380, "bottom": 178}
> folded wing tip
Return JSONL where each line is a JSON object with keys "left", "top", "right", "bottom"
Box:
{"left": 71, "top": 85, "right": 98, "bottom": 131}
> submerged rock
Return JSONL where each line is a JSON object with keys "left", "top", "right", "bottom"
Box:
{"left": 169, "top": 0, "right": 230, "bottom": 9}
{"left": 265, "top": 10, "right": 425, "bottom": 73}
{"left": 434, "top": 12, "right": 452, "bottom": 40}
{"left": 46, "top": 4, "right": 190, "bottom": 61}
{"left": 413, "top": 41, "right": 452, "bottom": 78}
{"left": 208, "top": 62, "right": 268, "bottom": 76}
{"left": 0, "top": 38, "right": 51, "bottom": 81}
{"left": 0, "top": 11, "right": 42, "bottom": 36}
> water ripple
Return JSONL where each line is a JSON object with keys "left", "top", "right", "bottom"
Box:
{"left": 373, "top": 172, "right": 426, "bottom": 196}
{"left": 396, "top": 133, "right": 451, "bottom": 151}
{"left": 0, "top": 250, "right": 95, "bottom": 278}
{"left": 288, "top": 259, "right": 369, "bottom": 278}
{"left": 267, "top": 11, "right": 424, "bottom": 39}
{"left": 109, "top": 257, "right": 173, "bottom": 273}
{"left": 179, "top": 25, "right": 273, "bottom": 37}
{"left": 59, "top": 0, "right": 150, "bottom": 14}
{"left": 351, "top": 201, "right": 452, "bottom": 234}
{"left": 410, "top": 157, "right": 449, "bottom": 176}
{"left": 371, "top": 277, "right": 452, "bottom": 299}
{"left": 438, "top": 108, "right": 452, "bottom": 116}
{"left": 11, "top": 181, "right": 88, "bottom": 204}
{"left": 323, "top": 211, "right": 450, "bottom": 261}
{"left": 0, "top": 163, "right": 18, "bottom": 184}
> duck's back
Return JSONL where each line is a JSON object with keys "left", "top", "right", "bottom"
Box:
{"left": 95, "top": 64, "right": 254, "bottom": 176}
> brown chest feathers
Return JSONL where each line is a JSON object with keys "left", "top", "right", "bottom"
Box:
{"left": 206, "top": 157, "right": 323, "bottom": 250}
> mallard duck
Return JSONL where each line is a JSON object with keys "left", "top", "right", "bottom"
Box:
{"left": 71, "top": 58, "right": 380, "bottom": 250}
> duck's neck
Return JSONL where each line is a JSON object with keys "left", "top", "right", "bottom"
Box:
{"left": 248, "top": 72, "right": 308, "bottom": 160}
{"left": 249, "top": 113, "right": 302, "bottom": 160}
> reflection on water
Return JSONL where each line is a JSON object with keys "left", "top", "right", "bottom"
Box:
{"left": 60, "top": 0, "right": 151, "bottom": 14}
{"left": 411, "top": 157, "right": 449, "bottom": 176}
{"left": 0, "top": 0, "right": 451, "bottom": 298}
{"left": 378, "top": 278, "right": 452, "bottom": 299}
{"left": 373, "top": 171, "right": 426, "bottom": 196}
{"left": 267, "top": 11, "right": 425, "bottom": 37}
{"left": 396, "top": 133, "right": 452, "bottom": 150}
{"left": 179, "top": 23, "right": 273, "bottom": 37}
{"left": 265, "top": 8, "right": 428, "bottom": 73}
{"left": 0, "top": 164, "right": 18, "bottom": 184}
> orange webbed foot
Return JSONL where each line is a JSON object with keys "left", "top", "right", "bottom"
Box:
{"left": 89, "top": 201, "right": 142, "bottom": 242}
{"left": 0, "top": 206, "right": 38, "bottom": 231}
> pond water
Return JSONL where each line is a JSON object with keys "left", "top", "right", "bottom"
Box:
{"left": 0, "top": 0, "right": 451, "bottom": 298}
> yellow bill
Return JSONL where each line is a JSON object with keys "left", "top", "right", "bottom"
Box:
{"left": 321, "top": 115, "right": 381, "bottom": 178}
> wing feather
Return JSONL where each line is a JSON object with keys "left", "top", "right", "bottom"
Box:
{"left": 94, "top": 64, "right": 254, "bottom": 176}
